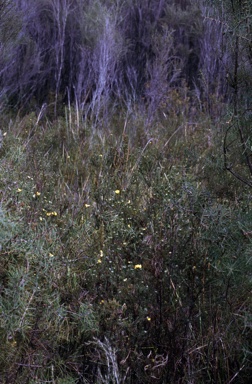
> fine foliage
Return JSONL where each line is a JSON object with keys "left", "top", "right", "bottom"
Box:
{"left": 0, "top": 103, "right": 251, "bottom": 383}
{"left": 0, "top": 0, "right": 228, "bottom": 119}
{"left": 0, "top": 1, "right": 252, "bottom": 383}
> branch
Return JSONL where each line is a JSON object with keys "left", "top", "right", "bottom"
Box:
{"left": 223, "top": 118, "right": 252, "bottom": 187}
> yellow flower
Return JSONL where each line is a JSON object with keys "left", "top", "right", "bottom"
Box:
{"left": 49, "top": 253, "right": 54, "bottom": 257}
{"left": 100, "top": 250, "right": 104, "bottom": 257}
{"left": 134, "top": 264, "right": 142, "bottom": 269}
{"left": 97, "top": 259, "right": 102, "bottom": 264}
{"left": 115, "top": 189, "right": 120, "bottom": 194}
{"left": 85, "top": 204, "right": 91, "bottom": 208}
{"left": 33, "top": 191, "right": 41, "bottom": 198}
{"left": 46, "top": 211, "right": 58, "bottom": 217}
{"left": 17, "top": 188, "right": 22, "bottom": 193}
{"left": 146, "top": 316, "right": 151, "bottom": 321}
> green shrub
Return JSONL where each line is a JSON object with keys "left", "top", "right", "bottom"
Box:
{"left": 0, "top": 107, "right": 251, "bottom": 383}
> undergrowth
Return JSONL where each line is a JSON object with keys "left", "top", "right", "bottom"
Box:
{"left": 0, "top": 106, "right": 251, "bottom": 383}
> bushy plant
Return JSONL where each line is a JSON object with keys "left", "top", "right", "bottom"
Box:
{"left": 0, "top": 102, "right": 251, "bottom": 383}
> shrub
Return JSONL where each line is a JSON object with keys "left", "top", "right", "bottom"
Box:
{"left": 0, "top": 107, "right": 251, "bottom": 383}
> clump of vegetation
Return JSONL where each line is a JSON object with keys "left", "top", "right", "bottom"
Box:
{"left": 0, "top": 0, "right": 251, "bottom": 383}
{"left": 0, "top": 98, "right": 251, "bottom": 383}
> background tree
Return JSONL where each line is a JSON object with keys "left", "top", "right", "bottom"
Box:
{"left": 226, "top": 3, "right": 252, "bottom": 186}
{"left": 0, "top": 0, "right": 204, "bottom": 121}
{"left": 206, "top": 0, "right": 252, "bottom": 185}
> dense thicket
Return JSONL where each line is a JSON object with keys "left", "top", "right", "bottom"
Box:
{"left": 1, "top": 103, "right": 252, "bottom": 384}
{"left": 0, "top": 1, "right": 252, "bottom": 384}
{"left": 0, "top": 0, "right": 235, "bottom": 119}
{"left": 213, "top": 0, "right": 252, "bottom": 186}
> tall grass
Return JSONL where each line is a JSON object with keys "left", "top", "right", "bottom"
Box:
{"left": 0, "top": 103, "right": 251, "bottom": 383}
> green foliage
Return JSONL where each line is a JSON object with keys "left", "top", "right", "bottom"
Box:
{"left": 1, "top": 2, "right": 252, "bottom": 383}
{"left": 0, "top": 206, "right": 16, "bottom": 247}
{"left": 0, "top": 99, "right": 251, "bottom": 383}
{"left": 206, "top": 0, "right": 252, "bottom": 186}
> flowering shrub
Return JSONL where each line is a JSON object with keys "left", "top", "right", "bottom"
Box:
{"left": 0, "top": 107, "right": 251, "bottom": 383}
